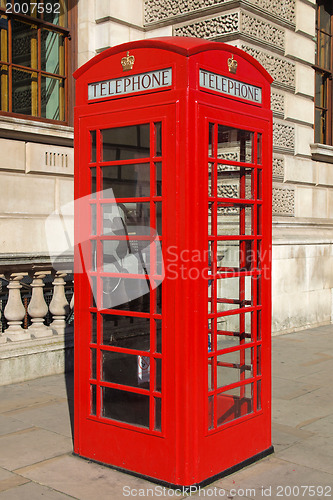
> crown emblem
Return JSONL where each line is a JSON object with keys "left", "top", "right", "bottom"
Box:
{"left": 121, "top": 51, "right": 135, "bottom": 71}
{"left": 227, "top": 54, "right": 238, "bottom": 74}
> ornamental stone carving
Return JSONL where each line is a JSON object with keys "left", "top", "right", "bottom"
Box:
{"left": 273, "top": 121, "right": 295, "bottom": 153}
{"left": 241, "top": 45, "right": 295, "bottom": 89}
{"left": 144, "top": 0, "right": 295, "bottom": 25}
{"left": 241, "top": 13, "right": 284, "bottom": 51}
{"left": 174, "top": 13, "right": 239, "bottom": 38}
{"left": 273, "top": 157, "right": 284, "bottom": 179}
{"left": 272, "top": 186, "right": 295, "bottom": 216}
{"left": 271, "top": 92, "right": 284, "bottom": 115}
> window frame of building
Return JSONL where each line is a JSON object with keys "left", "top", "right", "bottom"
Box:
{"left": 0, "top": 0, "right": 76, "bottom": 126}
{"left": 314, "top": 0, "right": 333, "bottom": 145}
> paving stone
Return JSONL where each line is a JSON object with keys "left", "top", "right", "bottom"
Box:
{"left": 300, "top": 413, "right": 333, "bottom": 437}
{"left": 272, "top": 422, "right": 314, "bottom": 453}
{"left": 0, "top": 428, "right": 72, "bottom": 471}
{"left": 212, "top": 456, "right": 333, "bottom": 498}
{"left": 276, "top": 435, "right": 333, "bottom": 475}
{"left": 0, "top": 415, "right": 33, "bottom": 437}
{"left": 0, "top": 481, "right": 74, "bottom": 499}
{"left": 0, "top": 385, "right": 59, "bottom": 414}
{"left": 5, "top": 401, "right": 73, "bottom": 439}
{"left": 16, "top": 454, "right": 166, "bottom": 500}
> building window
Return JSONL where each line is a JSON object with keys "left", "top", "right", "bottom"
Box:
{"left": 315, "top": 0, "right": 333, "bottom": 144}
{"left": 0, "top": 0, "right": 72, "bottom": 123}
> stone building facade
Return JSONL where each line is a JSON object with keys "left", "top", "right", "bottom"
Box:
{"left": 0, "top": 0, "right": 332, "bottom": 382}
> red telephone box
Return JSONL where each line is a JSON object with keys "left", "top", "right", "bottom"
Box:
{"left": 74, "top": 37, "right": 273, "bottom": 487}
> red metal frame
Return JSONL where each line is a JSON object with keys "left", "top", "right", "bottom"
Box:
{"left": 74, "top": 37, "right": 273, "bottom": 487}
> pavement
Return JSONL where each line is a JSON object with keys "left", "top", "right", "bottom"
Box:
{"left": 0, "top": 324, "right": 332, "bottom": 499}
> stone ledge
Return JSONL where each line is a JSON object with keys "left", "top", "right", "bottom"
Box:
{"left": 0, "top": 330, "right": 74, "bottom": 386}
{"left": 310, "top": 143, "right": 333, "bottom": 164}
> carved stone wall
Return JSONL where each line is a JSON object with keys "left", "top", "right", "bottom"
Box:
{"left": 144, "top": 0, "right": 295, "bottom": 25}
{"left": 241, "top": 13, "right": 284, "bottom": 51}
{"left": 174, "top": 13, "right": 239, "bottom": 38}
{"left": 272, "top": 186, "right": 295, "bottom": 216}
{"left": 271, "top": 92, "right": 284, "bottom": 116}
{"left": 273, "top": 157, "right": 284, "bottom": 180}
{"left": 273, "top": 121, "right": 295, "bottom": 153}
{"left": 241, "top": 45, "right": 295, "bottom": 89}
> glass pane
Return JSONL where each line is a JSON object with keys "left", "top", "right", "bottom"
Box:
{"left": 315, "top": 108, "right": 326, "bottom": 143}
{"left": 217, "top": 348, "right": 253, "bottom": 388}
{"left": 217, "top": 312, "right": 252, "bottom": 346}
{"left": 91, "top": 167, "right": 96, "bottom": 198}
{"left": 318, "top": 32, "right": 331, "bottom": 70}
{"left": 102, "top": 386, "right": 149, "bottom": 428}
{"left": 12, "top": 20, "right": 37, "bottom": 69}
{"left": 90, "top": 385, "right": 96, "bottom": 415}
{"left": 155, "top": 283, "right": 162, "bottom": 314}
{"left": 257, "top": 170, "right": 262, "bottom": 200}
{"left": 91, "top": 312, "right": 97, "bottom": 344}
{"left": 208, "top": 123, "right": 214, "bottom": 157}
{"left": 90, "top": 131, "right": 97, "bottom": 163}
{"left": 319, "top": 3, "right": 332, "bottom": 34}
{"left": 215, "top": 239, "right": 254, "bottom": 272}
{"left": 155, "top": 202, "right": 162, "bottom": 234}
{"left": 41, "top": 30, "right": 64, "bottom": 75}
{"left": 155, "top": 319, "right": 162, "bottom": 353}
{"left": 257, "top": 345, "right": 262, "bottom": 375}
{"left": 102, "top": 314, "right": 150, "bottom": 350}
{"left": 91, "top": 240, "right": 97, "bottom": 271}
{"left": 208, "top": 318, "right": 214, "bottom": 351}
{"left": 41, "top": 76, "right": 63, "bottom": 120}
{"left": 155, "top": 358, "right": 162, "bottom": 392}
{"left": 102, "top": 203, "right": 150, "bottom": 236}
{"left": 102, "top": 238, "right": 151, "bottom": 274}
{"left": 0, "top": 64, "right": 8, "bottom": 111}
{"left": 257, "top": 380, "right": 262, "bottom": 410}
{"left": 217, "top": 165, "right": 253, "bottom": 199}
{"left": 91, "top": 204, "right": 96, "bottom": 235}
{"left": 217, "top": 204, "right": 253, "bottom": 236}
{"left": 156, "top": 162, "right": 162, "bottom": 196}
{"left": 44, "top": 0, "right": 68, "bottom": 28}
{"left": 155, "top": 397, "right": 161, "bottom": 431}
{"left": 102, "top": 350, "right": 150, "bottom": 389}
{"left": 102, "top": 163, "right": 150, "bottom": 198}
{"left": 315, "top": 73, "right": 327, "bottom": 107}
{"left": 90, "top": 276, "right": 96, "bottom": 308}
{"left": 102, "top": 124, "right": 150, "bottom": 162}
{"left": 208, "top": 395, "right": 214, "bottom": 430}
{"left": 208, "top": 356, "right": 214, "bottom": 390}
{"left": 154, "top": 122, "right": 162, "bottom": 156}
{"left": 216, "top": 276, "right": 252, "bottom": 313}
{"left": 208, "top": 162, "right": 214, "bottom": 197}
{"left": 91, "top": 349, "right": 96, "bottom": 380}
{"left": 257, "top": 134, "right": 262, "bottom": 164}
{"left": 102, "top": 277, "right": 150, "bottom": 313}
{"left": 12, "top": 69, "right": 37, "bottom": 116}
{"left": 217, "top": 125, "right": 254, "bottom": 163}
{"left": 217, "top": 384, "right": 253, "bottom": 426}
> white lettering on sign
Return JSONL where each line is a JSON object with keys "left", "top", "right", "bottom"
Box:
{"left": 199, "top": 68, "right": 262, "bottom": 104}
{"left": 88, "top": 68, "right": 172, "bottom": 100}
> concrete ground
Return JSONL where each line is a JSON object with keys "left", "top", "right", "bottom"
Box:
{"left": 0, "top": 324, "right": 332, "bottom": 499}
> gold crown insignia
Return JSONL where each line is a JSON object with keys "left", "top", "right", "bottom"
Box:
{"left": 227, "top": 54, "right": 238, "bottom": 74}
{"left": 121, "top": 51, "right": 135, "bottom": 71}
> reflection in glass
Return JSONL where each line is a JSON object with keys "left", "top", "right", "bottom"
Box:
{"left": 217, "top": 204, "right": 253, "bottom": 236}
{"left": 216, "top": 348, "right": 253, "bottom": 388}
{"left": 102, "top": 163, "right": 150, "bottom": 199}
{"left": 41, "top": 76, "right": 63, "bottom": 120}
{"left": 217, "top": 125, "right": 254, "bottom": 163}
{"left": 102, "top": 124, "right": 150, "bottom": 161}
{"left": 102, "top": 314, "right": 150, "bottom": 350}
{"left": 154, "top": 122, "right": 162, "bottom": 156}
{"left": 41, "top": 30, "right": 64, "bottom": 75}
{"left": 217, "top": 165, "right": 253, "bottom": 199}
{"left": 102, "top": 277, "right": 150, "bottom": 313}
{"left": 102, "top": 387, "right": 149, "bottom": 428}
{"left": 102, "top": 350, "right": 150, "bottom": 389}
{"left": 217, "top": 383, "right": 253, "bottom": 426}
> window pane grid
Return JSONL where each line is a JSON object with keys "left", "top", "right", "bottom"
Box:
{"left": 88, "top": 122, "right": 163, "bottom": 433}
{"left": 207, "top": 121, "right": 262, "bottom": 431}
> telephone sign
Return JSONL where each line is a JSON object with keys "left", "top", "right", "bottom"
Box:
{"left": 74, "top": 37, "right": 273, "bottom": 487}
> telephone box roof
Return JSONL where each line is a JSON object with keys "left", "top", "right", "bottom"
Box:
{"left": 73, "top": 36, "right": 273, "bottom": 83}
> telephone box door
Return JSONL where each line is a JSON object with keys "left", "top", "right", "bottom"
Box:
{"left": 75, "top": 103, "right": 178, "bottom": 480}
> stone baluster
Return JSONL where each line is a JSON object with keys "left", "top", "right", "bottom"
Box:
{"left": 4, "top": 273, "right": 29, "bottom": 341}
{"left": 0, "top": 274, "right": 5, "bottom": 344}
{"left": 28, "top": 271, "right": 53, "bottom": 338}
{"left": 70, "top": 291, "right": 74, "bottom": 310}
{"left": 49, "top": 271, "right": 70, "bottom": 335}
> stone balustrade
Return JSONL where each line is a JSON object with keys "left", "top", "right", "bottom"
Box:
{"left": 0, "top": 270, "right": 73, "bottom": 343}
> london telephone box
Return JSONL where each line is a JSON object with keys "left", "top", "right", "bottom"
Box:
{"left": 74, "top": 37, "right": 273, "bottom": 487}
